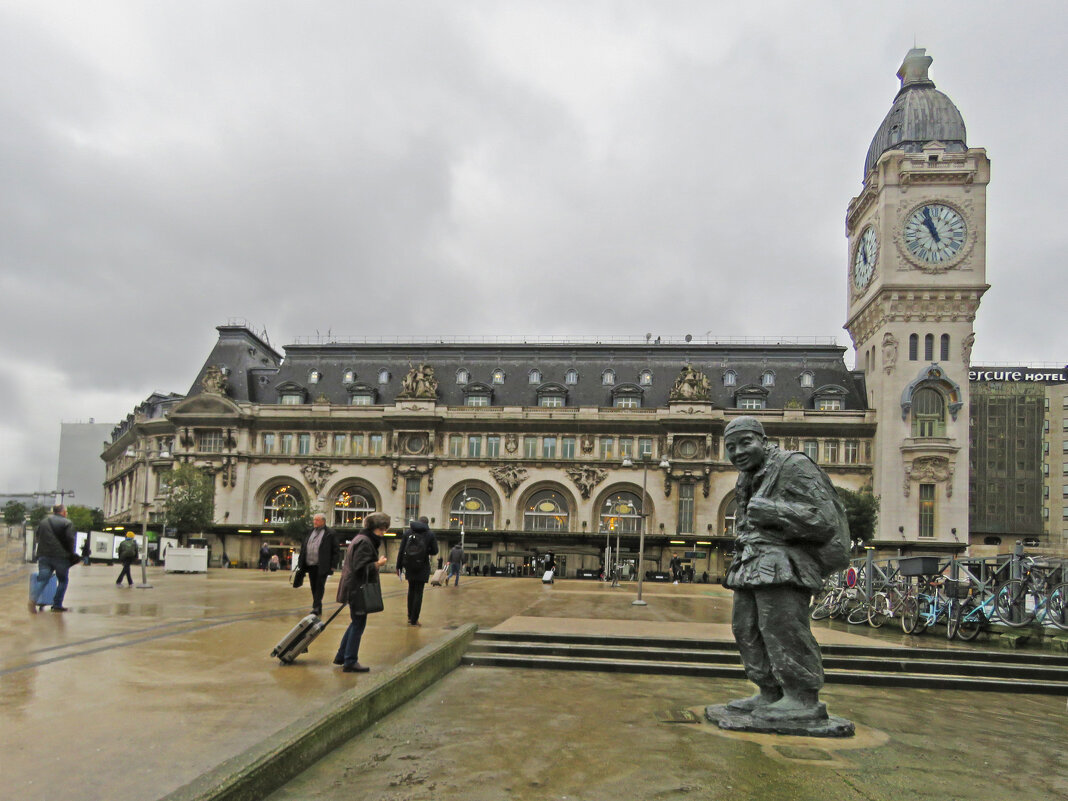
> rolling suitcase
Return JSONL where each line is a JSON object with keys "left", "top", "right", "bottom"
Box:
{"left": 30, "top": 573, "right": 59, "bottom": 609}
{"left": 430, "top": 567, "right": 448, "bottom": 586}
{"left": 542, "top": 569, "right": 554, "bottom": 584}
{"left": 271, "top": 604, "right": 346, "bottom": 664}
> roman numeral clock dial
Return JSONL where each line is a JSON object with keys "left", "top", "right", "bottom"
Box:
{"left": 852, "top": 225, "right": 877, "bottom": 291}
{"left": 903, "top": 203, "right": 967, "bottom": 265}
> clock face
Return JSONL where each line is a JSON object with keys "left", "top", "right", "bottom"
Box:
{"left": 852, "top": 225, "right": 877, "bottom": 290}
{"left": 903, "top": 203, "right": 967, "bottom": 264}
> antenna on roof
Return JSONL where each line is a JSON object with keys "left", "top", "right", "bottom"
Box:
{"left": 685, "top": 334, "right": 693, "bottom": 343}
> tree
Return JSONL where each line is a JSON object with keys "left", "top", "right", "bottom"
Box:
{"left": 282, "top": 506, "right": 312, "bottom": 541}
{"left": 28, "top": 505, "right": 49, "bottom": 526}
{"left": 2, "top": 500, "right": 26, "bottom": 526}
{"left": 837, "top": 486, "right": 880, "bottom": 547}
{"left": 67, "top": 505, "right": 95, "bottom": 532}
{"left": 163, "top": 465, "right": 215, "bottom": 535}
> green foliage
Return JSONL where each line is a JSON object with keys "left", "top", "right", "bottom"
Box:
{"left": 837, "top": 486, "right": 880, "bottom": 545}
{"left": 2, "top": 500, "right": 26, "bottom": 525}
{"left": 162, "top": 465, "right": 216, "bottom": 534}
{"left": 28, "top": 505, "right": 49, "bottom": 525}
{"left": 89, "top": 508, "right": 106, "bottom": 530}
{"left": 67, "top": 505, "right": 95, "bottom": 532}
{"left": 281, "top": 506, "right": 312, "bottom": 541}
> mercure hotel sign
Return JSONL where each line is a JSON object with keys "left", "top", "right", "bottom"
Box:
{"left": 969, "top": 367, "right": 1067, "bottom": 383}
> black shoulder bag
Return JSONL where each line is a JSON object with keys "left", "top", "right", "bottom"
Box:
{"left": 349, "top": 538, "right": 384, "bottom": 614}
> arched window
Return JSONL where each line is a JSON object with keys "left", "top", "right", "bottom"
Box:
{"left": 528, "top": 369, "right": 541, "bottom": 384}
{"left": 761, "top": 371, "right": 775, "bottom": 387}
{"left": 639, "top": 370, "right": 653, "bottom": 386}
{"left": 723, "top": 370, "right": 737, "bottom": 386}
{"left": 912, "top": 388, "right": 946, "bottom": 437}
{"left": 940, "top": 334, "right": 950, "bottom": 362}
{"left": 492, "top": 369, "right": 505, "bottom": 384}
{"left": 723, "top": 498, "right": 738, "bottom": 537}
{"left": 342, "top": 369, "right": 355, "bottom": 385}
{"left": 456, "top": 368, "right": 470, "bottom": 385}
{"left": 600, "top": 491, "right": 643, "bottom": 535}
{"left": 800, "top": 371, "right": 814, "bottom": 388}
{"left": 378, "top": 369, "right": 390, "bottom": 384}
{"left": 565, "top": 369, "right": 579, "bottom": 385}
{"left": 602, "top": 369, "right": 616, "bottom": 386}
{"left": 524, "top": 489, "right": 570, "bottom": 532}
{"left": 333, "top": 487, "right": 376, "bottom": 528}
{"left": 308, "top": 370, "right": 321, "bottom": 384}
{"left": 263, "top": 484, "right": 304, "bottom": 525}
{"left": 924, "top": 334, "right": 934, "bottom": 361}
{"left": 449, "top": 488, "right": 494, "bottom": 531}
{"left": 909, "top": 334, "right": 918, "bottom": 361}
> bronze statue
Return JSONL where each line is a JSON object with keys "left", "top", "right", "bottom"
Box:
{"left": 707, "top": 416, "right": 854, "bottom": 736}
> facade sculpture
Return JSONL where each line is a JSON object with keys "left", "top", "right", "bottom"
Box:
{"left": 201, "top": 365, "right": 229, "bottom": 395}
{"left": 397, "top": 364, "right": 438, "bottom": 399}
{"left": 669, "top": 364, "right": 712, "bottom": 402}
{"left": 706, "top": 416, "right": 854, "bottom": 736}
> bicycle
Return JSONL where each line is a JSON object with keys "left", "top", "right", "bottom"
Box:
{"left": 901, "top": 576, "right": 957, "bottom": 636}
{"left": 995, "top": 557, "right": 1063, "bottom": 628}
{"left": 866, "top": 578, "right": 909, "bottom": 628}
{"left": 947, "top": 584, "right": 998, "bottom": 641}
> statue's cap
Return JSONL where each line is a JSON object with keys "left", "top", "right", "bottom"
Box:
{"left": 724, "top": 416, "right": 766, "bottom": 439}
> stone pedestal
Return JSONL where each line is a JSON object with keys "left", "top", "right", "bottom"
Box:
{"left": 705, "top": 704, "right": 855, "bottom": 738}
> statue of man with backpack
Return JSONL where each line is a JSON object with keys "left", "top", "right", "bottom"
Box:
{"left": 398, "top": 517, "right": 438, "bottom": 626}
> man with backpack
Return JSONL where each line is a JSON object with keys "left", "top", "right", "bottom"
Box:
{"left": 398, "top": 516, "right": 438, "bottom": 626}
{"left": 116, "top": 533, "right": 139, "bottom": 587}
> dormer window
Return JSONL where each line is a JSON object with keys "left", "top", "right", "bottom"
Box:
{"left": 456, "top": 368, "right": 470, "bottom": 385}
{"left": 529, "top": 369, "right": 542, "bottom": 384}
{"left": 723, "top": 370, "right": 737, "bottom": 387}
{"left": 602, "top": 369, "right": 616, "bottom": 386}
{"left": 800, "top": 371, "right": 814, "bottom": 388}
{"left": 348, "top": 383, "right": 377, "bottom": 406}
{"left": 734, "top": 383, "right": 769, "bottom": 410}
{"left": 342, "top": 370, "right": 355, "bottom": 385}
{"left": 565, "top": 369, "right": 579, "bottom": 385}
{"left": 280, "top": 393, "right": 304, "bottom": 405}
{"left": 378, "top": 369, "right": 390, "bottom": 384}
{"left": 308, "top": 370, "right": 321, "bottom": 384}
{"left": 492, "top": 369, "right": 506, "bottom": 385}
{"left": 761, "top": 371, "right": 775, "bottom": 387}
{"left": 639, "top": 370, "right": 653, "bottom": 386}
{"left": 462, "top": 382, "right": 492, "bottom": 407}
{"left": 611, "top": 383, "right": 643, "bottom": 409}
{"left": 812, "top": 384, "right": 849, "bottom": 412}
{"left": 536, "top": 383, "right": 567, "bottom": 408}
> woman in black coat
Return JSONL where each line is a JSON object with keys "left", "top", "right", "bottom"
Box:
{"left": 334, "top": 513, "right": 390, "bottom": 673}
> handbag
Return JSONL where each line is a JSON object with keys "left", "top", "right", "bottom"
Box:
{"left": 349, "top": 569, "right": 384, "bottom": 614}
{"left": 290, "top": 568, "right": 305, "bottom": 588}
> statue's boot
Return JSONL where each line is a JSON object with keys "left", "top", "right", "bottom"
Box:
{"left": 725, "top": 686, "right": 782, "bottom": 713}
{"left": 751, "top": 689, "right": 827, "bottom": 722}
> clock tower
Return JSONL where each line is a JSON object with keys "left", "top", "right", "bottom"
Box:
{"left": 845, "top": 48, "right": 990, "bottom": 551}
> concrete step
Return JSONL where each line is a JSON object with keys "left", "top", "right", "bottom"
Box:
{"left": 463, "top": 632, "right": 1068, "bottom": 695}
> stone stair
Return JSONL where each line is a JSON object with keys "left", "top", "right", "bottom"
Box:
{"left": 462, "top": 630, "right": 1068, "bottom": 695}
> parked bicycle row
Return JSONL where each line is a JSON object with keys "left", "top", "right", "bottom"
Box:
{"left": 810, "top": 552, "right": 1068, "bottom": 641}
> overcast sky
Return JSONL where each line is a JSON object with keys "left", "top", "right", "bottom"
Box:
{"left": 1, "top": 1, "right": 1065, "bottom": 495}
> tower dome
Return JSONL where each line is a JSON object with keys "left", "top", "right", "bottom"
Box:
{"left": 863, "top": 48, "right": 967, "bottom": 177}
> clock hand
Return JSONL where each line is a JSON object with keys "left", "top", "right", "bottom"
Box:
{"left": 922, "top": 207, "right": 941, "bottom": 242}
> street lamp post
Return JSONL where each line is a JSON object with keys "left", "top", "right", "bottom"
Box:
{"left": 126, "top": 445, "right": 170, "bottom": 589}
{"left": 622, "top": 452, "right": 670, "bottom": 606}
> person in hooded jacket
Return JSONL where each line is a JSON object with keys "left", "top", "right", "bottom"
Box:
{"left": 398, "top": 516, "right": 438, "bottom": 626}
{"left": 334, "top": 512, "right": 390, "bottom": 673}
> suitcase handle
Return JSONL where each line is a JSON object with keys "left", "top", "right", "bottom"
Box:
{"left": 322, "top": 603, "right": 347, "bottom": 625}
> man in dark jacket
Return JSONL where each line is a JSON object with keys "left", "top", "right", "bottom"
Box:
{"left": 296, "top": 514, "right": 340, "bottom": 616}
{"left": 398, "top": 517, "right": 438, "bottom": 625}
{"left": 30, "top": 505, "right": 79, "bottom": 613}
{"left": 447, "top": 542, "right": 464, "bottom": 587}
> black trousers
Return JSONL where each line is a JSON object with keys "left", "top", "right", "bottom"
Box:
{"left": 406, "top": 580, "right": 426, "bottom": 623}
{"left": 116, "top": 561, "right": 134, "bottom": 585}
{"left": 305, "top": 565, "right": 329, "bottom": 612}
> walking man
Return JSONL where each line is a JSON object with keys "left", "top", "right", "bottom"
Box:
{"left": 29, "top": 505, "right": 79, "bottom": 613}
{"left": 296, "top": 514, "right": 340, "bottom": 616}
{"left": 669, "top": 552, "right": 682, "bottom": 584}
{"left": 115, "top": 533, "right": 138, "bottom": 587}
{"left": 447, "top": 542, "right": 464, "bottom": 587}
{"left": 399, "top": 517, "right": 438, "bottom": 625}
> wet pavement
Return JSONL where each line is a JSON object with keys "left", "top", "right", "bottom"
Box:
{"left": 3, "top": 555, "right": 1066, "bottom": 801}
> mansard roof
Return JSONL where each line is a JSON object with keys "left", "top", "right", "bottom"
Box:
{"left": 185, "top": 327, "right": 867, "bottom": 411}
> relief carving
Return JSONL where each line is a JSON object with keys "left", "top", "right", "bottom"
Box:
{"left": 565, "top": 466, "right": 607, "bottom": 499}
{"left": 201, "top": 365, "right": 229, "bottom": 395}
{"left": 580, "top": 434, "right": 595, "bottom": 454}
{"left": 903, "top": 456, "right": 954, "bottom": 498}
{"left": 490, "top": 465, "right": 528, "bottom": 497}
{"left": 505, "top": 433, "right": 519, "bottom": 454}
{"left": 300, "top": 460, "right": 336, "bottom": 494}
{"left": 882, "top": 332, "right": 898, "bottom": 375}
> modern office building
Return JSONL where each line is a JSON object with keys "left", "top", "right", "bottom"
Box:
{"left": 104, "top": 48, "right": 1008, "bottom": 571}
{"left": 56, "top": 420, "right": 116, "bottom": 510}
